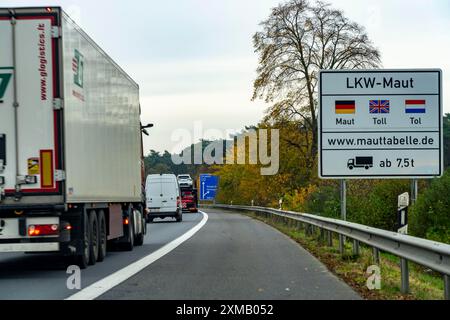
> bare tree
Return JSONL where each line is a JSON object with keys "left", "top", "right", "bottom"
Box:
{"left": 253, "top": 0, "right": 381, "bottom": 164}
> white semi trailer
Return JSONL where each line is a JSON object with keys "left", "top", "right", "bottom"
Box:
{"left": 0, "top": 7, "right": 147, "bottom": 268}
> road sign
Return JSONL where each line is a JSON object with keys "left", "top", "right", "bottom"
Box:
{"left": 398, "top": 192, "right": 410, "bottom": 208}
{"left": 199, "top": 174, "right": 219, "bottom": 201}
{"left": 319, "top": 69, "right": 443, "bottom": 179}
{"left": 397, "top": 192, "right": 409, "bottom": 235}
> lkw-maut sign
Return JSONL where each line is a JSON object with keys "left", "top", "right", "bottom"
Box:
{"left": 318, "top": 69, "right": 443, "bottom": 179}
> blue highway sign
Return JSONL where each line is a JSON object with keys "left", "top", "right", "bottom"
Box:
{"left": 199, "top": 174, "right": 219, "bottom": 201}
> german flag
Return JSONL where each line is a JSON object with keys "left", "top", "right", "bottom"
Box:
{"left": 335, "top": 100, "right": 356, "bottom": 114}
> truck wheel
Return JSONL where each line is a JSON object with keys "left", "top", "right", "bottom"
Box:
{"left": 134, "top": 210, "right": 145, "bottom": 246}
{"left": 88, "top": 210, "right": 99, "bottom": 265}
{"left": 134, "top": 221, "right": 145, "bottom": 246}
{"left": 348, "top": 165, "right": 354, "bottom": 170}
{"left": 97, "top": 210, "right": 107, "bottom": 262}
{"left": 176, "top": 212, "right": 183, "bottom": 222}
{"left": 123, "top": 215, "right": 134, "bottom": 251}
{"left": 75, "top": 211, "right": 90, "bottom": 269}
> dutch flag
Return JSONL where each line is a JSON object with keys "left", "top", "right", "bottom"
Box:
{"left": 405, "top": 100, "right": 426, "bottom": 114}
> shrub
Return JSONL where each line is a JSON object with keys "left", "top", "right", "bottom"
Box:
{"left": 410, "top": 170, "right": 450, "bottom": 243}
{"left": 304, "top": 182, "right": 340, "bottom": 218}
{"left": 362, "top": 180, "right": 410, "bottom": 231}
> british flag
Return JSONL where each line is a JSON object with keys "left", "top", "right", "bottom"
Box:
{"left": 369, "top": 100, "right": 390, "bottom": 114}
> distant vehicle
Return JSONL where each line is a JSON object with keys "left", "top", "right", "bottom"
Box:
{"left": 181, "top": 189, "right": 198, "bottom": 213}
{"left": 347, "top": 157, "right": 374, "bottom": 170}
{"left": 146, "top": 174, "right": 182, "bottom": 223}
{"left": 177, "top": 174, "right": 193, "bottom": 188}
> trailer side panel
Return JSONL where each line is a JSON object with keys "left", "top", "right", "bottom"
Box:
{"left": 61, "top": 13, "right": 142, "bottom": 203}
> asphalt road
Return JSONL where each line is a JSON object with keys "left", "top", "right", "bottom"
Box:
{"left": 0, "top": 209, "right": 360, "bottom": 300}
{"left": 99, "top": 209, "right": 360, "bottom": 300}
{"left": 0, "top": 213, "right": 203, "bottom": 300}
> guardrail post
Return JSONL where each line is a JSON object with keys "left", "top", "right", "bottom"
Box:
{"left": 320, "top": 228, "right": 325, "bottom": 243}
{"left": 444, "top": 274, "right": 450, "bottom": 300}
{"left": 327, "top": 231, "right": 333, "bottom": 247}
{"left": 306, "top": 224, "right": 312, "bottom": 236}
{"left": 400, "top": 258, "right": 410, "bottom": 294}
{"left": 352, "top": 240, "right": 360, "bottom": 257}
{"left": 373, "top": 247, "right": 380, "bottom": 265}
{"left": 339, "top": 235, "right": 345, "bottom": 255}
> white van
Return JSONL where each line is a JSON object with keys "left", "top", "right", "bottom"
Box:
{"left": 145, "top": 174, "right": 183, "bottom": 222}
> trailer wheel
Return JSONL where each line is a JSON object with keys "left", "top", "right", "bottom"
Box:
{"left": 97, "top": 210, "right": 107, "bottom": 262}
{"left": 88, "top": 210, "right": 99, "bottom": 265}
{"left": 123, "top": 212, "right": 134, "bottom": 251}
{"left": 134, "top": 210, "right": 145, "bottom": 246}
{"left": 135, "top": 223, "right": 144, "bottom": 246}
{"left": 75, "top": 211, "right": 90, "bottom": 269}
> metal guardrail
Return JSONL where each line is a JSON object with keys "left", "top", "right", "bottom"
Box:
{"left": 204, "top": 204, "right": 450, "bottom": 300}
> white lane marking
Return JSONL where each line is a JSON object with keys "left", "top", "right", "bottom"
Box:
{"left": 66, "top": 211, "right": 209, "bottom": 300}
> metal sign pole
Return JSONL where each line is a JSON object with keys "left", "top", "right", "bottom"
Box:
{"left": 339, "top": 179, "right": 346, "bottom": 254}
{"left": 411, "top": 179, "right": 418, "bottom": 205}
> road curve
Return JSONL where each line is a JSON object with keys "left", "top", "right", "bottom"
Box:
{"left": 99, "top": 208, "right": 361, "bottom": 300}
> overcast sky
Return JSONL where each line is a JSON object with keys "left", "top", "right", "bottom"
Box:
{"left": 3, "top": 0, "right": 450, "bottom": 154}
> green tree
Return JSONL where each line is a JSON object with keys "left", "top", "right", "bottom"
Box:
{"left": 253, "top": 0, "right": 381, "bottom": 165}
{"left": 410, "top": 169, "right": 450, "bottom": 243}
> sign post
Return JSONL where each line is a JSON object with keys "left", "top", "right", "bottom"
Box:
{"left": 339, "top": 179, "right": 346, "bottom": 254}
{"left": 397, "top": 192, "right": 409, "bottom": 235}
{"left": 411, "top": 179, "right": 418, "bottom": 205}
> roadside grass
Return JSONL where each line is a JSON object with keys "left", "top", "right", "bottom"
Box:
{"left": 245, "top": 211, "right": 445, "bottom": 300}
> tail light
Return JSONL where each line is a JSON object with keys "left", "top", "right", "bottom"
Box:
{"left": 28, "top": 224, "right": 59, "bottom": 236}
{"left": 124, "top": 218, "right": 129, "bottom": 225}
